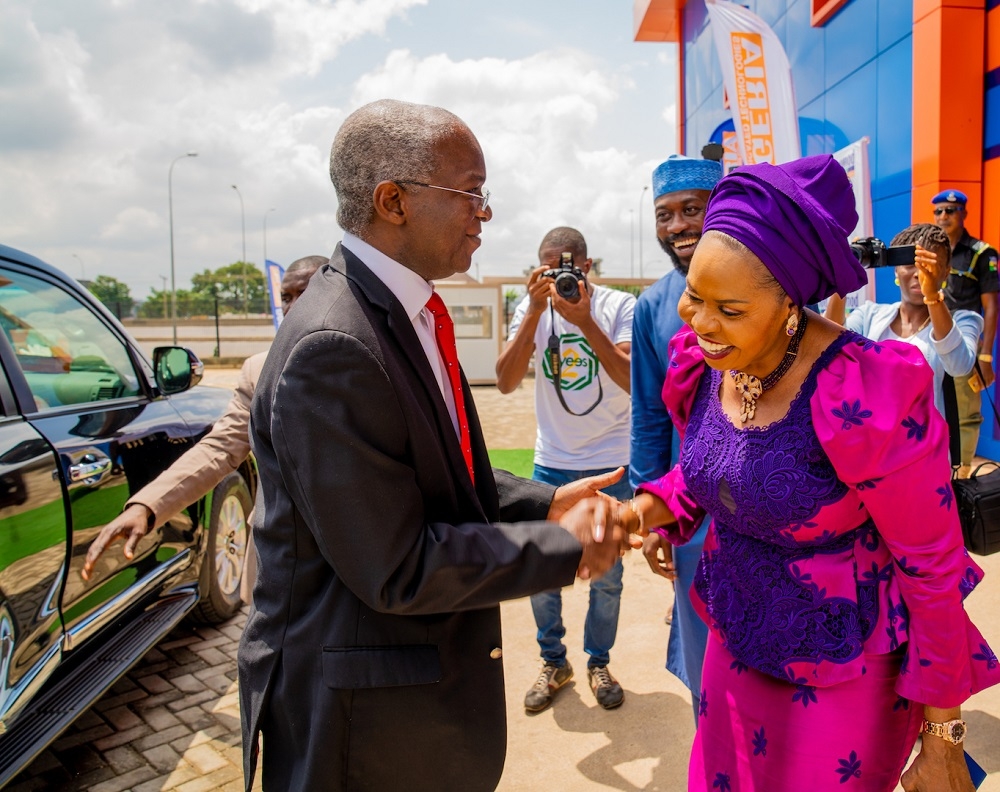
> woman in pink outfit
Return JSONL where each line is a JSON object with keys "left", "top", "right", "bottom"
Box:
{"left": 618, "top": 155, "right": 1000, "bottom": 791}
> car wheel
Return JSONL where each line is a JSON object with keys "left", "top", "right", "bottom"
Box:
{"left": 190, "top": 472, "right": 250, "bottom": 624}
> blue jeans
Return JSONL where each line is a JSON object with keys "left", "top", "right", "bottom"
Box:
{"left": 529, "top": 464, "right": 630, "bottom": 669}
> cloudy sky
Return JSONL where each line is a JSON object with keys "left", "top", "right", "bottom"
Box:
{"left": 0, "top": 0, "right": 680, "bottom": 302}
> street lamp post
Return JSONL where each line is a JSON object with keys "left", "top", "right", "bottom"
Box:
{"left": 637, "top": 185, "right": 649, "bottom": 280}
{"left": 262, "top": 208, "right": 276, "bottom": 265}
{"left": 231, "top": 185, "right": 247, "bottom": 316}
{"left": 168, "top": 151, "right": 198, "bottom": 344}
{"left": 629, "top": 210, "right": 634, "bottom": 279}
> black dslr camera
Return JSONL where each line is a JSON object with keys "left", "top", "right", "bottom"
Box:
{"left": 542, "top": 252, "right": 588, "bottom": 300}
{"left": 850, "top": 237, "right": 916, "bottom": 269}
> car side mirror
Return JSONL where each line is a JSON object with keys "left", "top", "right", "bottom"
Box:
{"left": 153, "top": 347, "right": 204, "bottom": 394}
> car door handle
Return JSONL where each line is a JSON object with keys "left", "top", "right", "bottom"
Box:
{"left": 69, "top": 455, "right": 112, "bottom": 484}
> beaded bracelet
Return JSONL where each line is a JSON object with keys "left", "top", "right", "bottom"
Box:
{"left": 923, "top": 290, "right": 945, "bottom": 305}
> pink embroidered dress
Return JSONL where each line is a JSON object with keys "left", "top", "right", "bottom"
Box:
{"left": 640, "top": 327, "right": 1000, "bottom": 791}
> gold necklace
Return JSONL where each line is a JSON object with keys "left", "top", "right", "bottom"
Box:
{"left": 900, "top": 311, "right": 931, "bottom": 338}
{"left": 729, "top": 311, "right": 808, "bottom": 423}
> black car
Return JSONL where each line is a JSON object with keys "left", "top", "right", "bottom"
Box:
{"left": 0, "top": 244, "right": 254, "bottom": 785}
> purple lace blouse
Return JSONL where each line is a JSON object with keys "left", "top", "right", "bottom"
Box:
{"left": 639, "top": 326, "right": 1000, "bottom": 707}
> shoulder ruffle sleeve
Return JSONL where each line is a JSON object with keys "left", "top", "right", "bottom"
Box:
{"left": 638, "top": 326, "right": 708, "bottom": 546}
{"left": 660, "top": 325, "right": 706, "bottom": 439}
{"left": 812, "top": 335, "right": 1000, "bottom": 707}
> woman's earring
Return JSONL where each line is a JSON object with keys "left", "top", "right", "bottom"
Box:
{"left": 786, "top": 313, "right": 798, "bottom": 337}
{"left": 894, "top": 277, "right": 900, "bottom": 286}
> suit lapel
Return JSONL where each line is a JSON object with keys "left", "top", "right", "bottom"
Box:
{"left": 333, "top": 246, "right": 484, "bottom": 509}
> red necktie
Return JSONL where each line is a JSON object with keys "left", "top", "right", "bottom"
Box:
{"left": 425, "top": 292, "right": 475, "bottom": 484}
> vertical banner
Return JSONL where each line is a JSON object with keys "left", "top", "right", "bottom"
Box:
{"left": 722, "top": 130, "right": 742, "bottom": 174}
{"left": 264, "top": 259, "right": 285, "bottom": 330}
{"left": 705, "top": 0, "right": 801, "bottom": 165}
{"left": 832, "top": 137, "right": 874, "bottom": 307}
{"left": 708, "top": 119, "right": 744, "bottom": 173}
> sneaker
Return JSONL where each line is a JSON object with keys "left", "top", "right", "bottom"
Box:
{"left": 588, "top": 665, "right": 624, "bottom": 709}
{"left": 524, "top": 661, "right": 573, "bottom": 712}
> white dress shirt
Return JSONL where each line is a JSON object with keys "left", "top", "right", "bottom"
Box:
{"left": 341, "top": 233, "right": 460, "bottom": 435}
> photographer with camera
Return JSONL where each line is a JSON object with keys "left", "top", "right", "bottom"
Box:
{"left": 497, "top": 226, "right": 635, "bottom": 712}
{"left": 825, "top": 223, "right": 982, "bottom": 421}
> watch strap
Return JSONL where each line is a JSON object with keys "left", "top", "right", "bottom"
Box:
{"left": 921, "top": 718, "right": 966, "bottom": 744}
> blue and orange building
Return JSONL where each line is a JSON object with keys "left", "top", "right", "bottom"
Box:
{"left": 634, "top": 0, "right": 1000, "bottom": 457}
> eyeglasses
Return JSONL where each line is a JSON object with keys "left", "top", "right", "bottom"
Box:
{"left": 395, "top": 180, "right": 490, "bottom": 212}
{"left": 934, "top": 206, "right": 961, "bottom": 216}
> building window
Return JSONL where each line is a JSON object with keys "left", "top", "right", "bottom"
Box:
{"left": 811, "top": 0, "right": 849, "bottom": 27}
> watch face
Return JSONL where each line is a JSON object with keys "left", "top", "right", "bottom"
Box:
{"left": 949, "top": 722, "right": 967, "bottom": 742}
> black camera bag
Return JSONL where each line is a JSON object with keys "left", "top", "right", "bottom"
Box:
{"left": 944, "top": 365, "right": 1000, "bottom": 556}
{"left": 953, "top": 463, "right": 1000, "bottom": 556}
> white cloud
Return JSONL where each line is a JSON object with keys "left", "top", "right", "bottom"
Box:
{"left": 235, "top": 0, "right": 428, "bottom": 77}
{"left": 350, "top": 47, "right": 659, "bottom": 277}
{"left": 0, "top": 0, "right": 423, "bottom": 293}
{"left": 0, "top": 1, "right": 679, "bottom": 296}
{"left": 100, "top": 207, "right": 162, "bottom": 241}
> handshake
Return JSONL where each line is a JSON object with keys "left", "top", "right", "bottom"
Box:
{"left": 546, "top": 467, "right": 650, "bottom": 581}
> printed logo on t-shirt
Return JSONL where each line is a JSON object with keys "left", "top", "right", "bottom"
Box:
{"left": 541, "top": 334, "right": 599, "bottom": 390}
{"left": 989, "top": 254, "right": 998, "bottom": 273}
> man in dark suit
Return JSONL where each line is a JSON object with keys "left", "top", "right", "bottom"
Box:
{"left": 238, "top": 99, "right": 629, "bottom": 792}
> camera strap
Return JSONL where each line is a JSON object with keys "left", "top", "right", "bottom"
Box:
{"left": 546, "top": 301, "right": 602, "bottom": 416}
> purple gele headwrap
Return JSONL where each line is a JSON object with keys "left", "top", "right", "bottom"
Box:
{"left": 702, "top": 154, "right": 868, "bottom": 306}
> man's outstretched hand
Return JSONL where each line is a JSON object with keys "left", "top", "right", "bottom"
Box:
{"left": 81, "top": 504, "right": 154, "bottom": 581}
{"left": 546, "top": 467, "right": 624, "bottom": 522}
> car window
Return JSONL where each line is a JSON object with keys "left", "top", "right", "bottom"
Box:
{"left": 0, "top": 269, "right": 141, "bottom": 409}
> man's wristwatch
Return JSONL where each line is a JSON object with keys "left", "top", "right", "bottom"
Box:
{"left": 921, "top": 718, "right": 967, "bottom": 744}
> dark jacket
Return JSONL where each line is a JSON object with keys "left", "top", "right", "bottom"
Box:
{"left": 238, "top": 244, "right": 582, "bottom": 791}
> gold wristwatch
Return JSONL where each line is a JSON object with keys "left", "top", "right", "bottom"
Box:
{"left": 921, "top": 718, "right": 967, "bottom": 744}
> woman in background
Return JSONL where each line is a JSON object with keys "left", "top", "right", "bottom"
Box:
{"left": 825, "top": 223, "right": 982, "bottom": 422}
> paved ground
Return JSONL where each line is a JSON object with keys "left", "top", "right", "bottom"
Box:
{"left": 12, "top": 372, "right": 1000, "bottom": 791}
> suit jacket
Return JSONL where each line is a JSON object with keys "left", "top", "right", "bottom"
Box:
{"left": 128, "top": 351, "right": 263, "bottom": 523}
{"left": 238, "top": 244, "right": 582, "bottom": 792}
{"left": 127, "top": 352, "right": 264, "bottom": 603}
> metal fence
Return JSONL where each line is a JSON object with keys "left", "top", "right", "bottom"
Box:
{"left": 123, "top": 315, "right": 276, "bottom": 361}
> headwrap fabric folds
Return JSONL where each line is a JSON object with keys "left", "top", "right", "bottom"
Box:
{"left": 702, "top": 154, "right": 868, "bottom": 306}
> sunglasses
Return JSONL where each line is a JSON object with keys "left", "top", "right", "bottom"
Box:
{"left": 933, "top": 206, "right": 962, "bottom": 216}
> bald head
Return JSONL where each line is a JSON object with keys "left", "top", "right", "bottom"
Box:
{"left": 281, "top": 254, "right": 328, "bottom": 315}
{"left": 329, "top": 99, "right": 470, "bottom": 236}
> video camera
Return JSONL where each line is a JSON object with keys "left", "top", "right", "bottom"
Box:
{"left": 850, "top": 237, "right": 916, "bottom": 269}
{"left": 542, "top": 252, "right": 588, "bottom": 300}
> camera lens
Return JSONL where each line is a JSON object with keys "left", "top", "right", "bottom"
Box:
{"left": 554, "top": 272, "right": 580, "bottom": 299}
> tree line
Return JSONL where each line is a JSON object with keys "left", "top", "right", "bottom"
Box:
{"left": 86, "top": 262, "right": 268, "bottom": 319}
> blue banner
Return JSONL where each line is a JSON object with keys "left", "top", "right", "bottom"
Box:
{"left": 264, "top": 259, "right": 285, "bottom": 330}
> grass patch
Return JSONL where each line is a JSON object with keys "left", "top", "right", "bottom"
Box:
{"left": 487, "top": 448, "right": 534, "bottom": 479}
